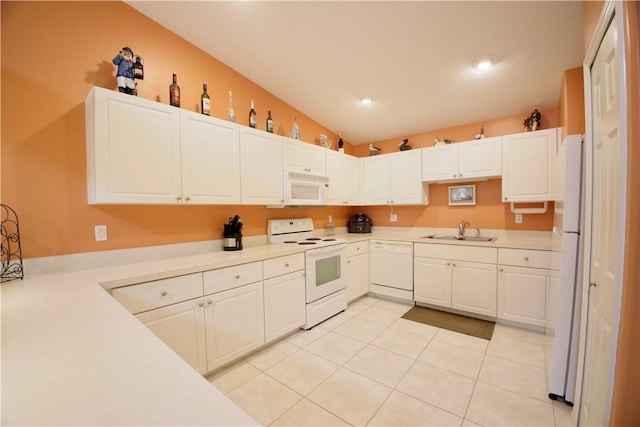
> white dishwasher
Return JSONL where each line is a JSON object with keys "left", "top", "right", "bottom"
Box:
{"left": 369, "top": 240, "right": 414, "bottom": 301}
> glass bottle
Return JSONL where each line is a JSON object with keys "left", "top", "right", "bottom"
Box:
{"left": 227, "top": 91, "right": 236, "bottom": 122}
{"left": 266, "top": 110, "right": 274, "bottom": 133}
{"left": 169, "top": 73, "right": 180, "bottom": 107}
{"left": 201, "top": 82, "right": 211, "bottom": 116}
{"left": 249, "top": 100, "right": 257, "bottom": 128}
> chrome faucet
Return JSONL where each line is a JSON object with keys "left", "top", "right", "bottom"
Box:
{"left": 458, "top": 220, "right": 470, "bottom": 237}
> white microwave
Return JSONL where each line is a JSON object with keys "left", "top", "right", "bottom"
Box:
{"left": 270, "top": 171, "right": 329, "bottom": 207}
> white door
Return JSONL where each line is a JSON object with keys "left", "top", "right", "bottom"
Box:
{"left": 414, "top": 257, "right": 451, "bottom": 308}
{"left": 135, "top": 298, "right": 207, "bottom": 374}
{"left": 263, "top": 271, "right": 305, "bottom": 342}
{"left": 240, "top": 128, "right": 283, "bottom": 204}
{"left": 390, "top": 150, "right": 425, "bottom": 205}
{"left": 204, "top": 282, "right": 265, "bottom": 371}
{"left": 180, "top": 111, "right": 241, "bottom": 204}
{"left": 421, "top": 144, "right": 458, "bottom": 181}
{"left": 362, "top": 155, "right": 391, "bottom": 204}
{"left": 452, "top": 261, "right": 497, "bottom": 317}
{"left": 580, "top": 15, "right": 624, "bottom": 426}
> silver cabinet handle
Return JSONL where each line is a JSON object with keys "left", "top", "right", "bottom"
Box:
{"left": 177, "top": 196, "right": 182, "bottom": 201}
{"left": 207, "top": 300, "right": 213, "bottom": 305}
{"left": 161, "top": 291, "right": 168, "bottom": 296}
{"left": 285, "top": 263, "right": 290, "bottom": 267}
{"left": 504, "top": 196, "right": 508, "bottom": 201}
{"left": 446, "top": 262, "right": 451, "bottom": 266}
{"left": 452, "top": 263, "right": 457, "bottom": 267}
{"left": 235, "top": 275, "right": 240, "bottom": 279}
{"left": 589, "top": 282, "right": 597, "bottom": 288}
{"left": 199, "top": 302, "right": 204, "bottom": 307}
{"left": 185, "top": 196, "right": 190, "bottom": 201}
{"left": 499, "top": 268, "right": 504, "bottom": 272}
{"left": 524, "top": 256, "right": 529, "bottom": 261}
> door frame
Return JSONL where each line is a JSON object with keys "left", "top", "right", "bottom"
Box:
{"left": 575, "top": 1, "right": 629, "bottom": 424}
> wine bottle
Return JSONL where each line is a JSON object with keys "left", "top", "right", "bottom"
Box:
{"left": 169, "top": 73, "right": 180, "bottom": 107}
{"left": 201, "top": 82, "right": 211, "bottom": 116}
{"left": 249, "top": 100, "right": 257, "bottom": 128}
{"left": 227, "top": 91, "right": 236, "bottom": 122}
{"left": 266, "top": 110, "right": 274, "bottom": 133}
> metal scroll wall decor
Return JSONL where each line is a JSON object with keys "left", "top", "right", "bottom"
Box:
{"left": 1, "top": 204, "right": 24, "bottom": 283}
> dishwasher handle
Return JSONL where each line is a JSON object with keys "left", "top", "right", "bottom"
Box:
{"left": 370, "top": 240, "right": 413, "bottom": 254}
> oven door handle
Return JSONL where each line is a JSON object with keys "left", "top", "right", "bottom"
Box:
{"left": 305, "top": 243, "right": 347, "bottom": 256}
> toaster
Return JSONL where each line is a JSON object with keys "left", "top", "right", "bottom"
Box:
{"left": 348, "top": 213, "right": 372, "bottom": 233}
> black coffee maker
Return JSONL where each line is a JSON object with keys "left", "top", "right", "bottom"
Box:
{"left": 223, "top": 215, "right": 243, "bottom": 251}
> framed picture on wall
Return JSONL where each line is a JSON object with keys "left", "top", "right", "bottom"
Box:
{"left": 448, "top": 185, "right": 476, "bottom": 206}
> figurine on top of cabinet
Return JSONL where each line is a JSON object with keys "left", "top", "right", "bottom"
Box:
{"left": 524, "top": 108, "right": 542, "bottom": 131}
{"left": 113, "top": 46, "right": 139, "bottom": 95}
{"left": 369, "top": 143, "right": 381, "bottom": 156}
{"left": 398, "top": 138, "right": 412, "bottom": 151}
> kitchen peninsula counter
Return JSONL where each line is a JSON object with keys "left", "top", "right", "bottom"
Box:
{"left": 2, "top": 244, "right": 306, "bottom": 427}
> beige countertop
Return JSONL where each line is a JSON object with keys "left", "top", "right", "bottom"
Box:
{"left": 1, "top": 244, "right": 307, "bottom": 427}
{"left": 1, "top": 230, "right": 552, "bottom": 426}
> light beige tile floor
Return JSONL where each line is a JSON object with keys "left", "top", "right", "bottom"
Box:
{"left": 208, "top": 295, "right": 571, "bottom": 426}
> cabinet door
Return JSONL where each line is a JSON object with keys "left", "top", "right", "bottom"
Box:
{"left": 457, "top": 136, "right": 502, "bottom": 180}
{"left": 135, "top": 298, "right": 207, "bottom": 374}
{"left": 502, "top": 128, "right": 556, "bottom": 202}
{"left": 263, "top": 271, "right": 305, "bottom": 342}
{"left": 390, "top": 150, "right": 427, "bottom": 205}
{"left": 86, "top": 86, "right": 182, "bottom": 204}
{"left": 325, "top": 150, "right": 349, "bottom": 205}
{"left": 344, "top": 155, "right": 362, "bottom": 204}
{"left": 204, "top": 282, "right": 265, "bottom": 371}
{"left": 497, "top": 265, "right": 548, "bottom": 327}
{"left": 347, "top": 253, "right": 369, "bottom": 302}
{"left": 421, "top": 144, "right": 459, "bottom": 181}
{"left": 283, "top": 138, "right": 327, "bottom": 175}
{"left": 240, "top": 127, "right": 283, "bottom": 204}
{"left": 180, "top": 111, "right": 241, "bottom": 204}
{"left": 362, "top": 155, "right": 391, "bottom": 204}
{"left": 452, "top": 261, "right": 497, "bottom": 317}
{"left": 414, "top": 257, "right": 451, "bottom": 308}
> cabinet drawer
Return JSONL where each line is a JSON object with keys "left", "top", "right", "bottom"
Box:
{"left": 263, "top": 253, "right": 305, "bottom": 279}
{"left": 111, "top": 273, "right": 203, "bottom": 314}
{"left": 499, "top": 248, "right": 550, "bottom": 269}
{"left": 414, "top": 243, "right": 497, "bottom": 263}
{"left": 203, "top": 261, "right": 262, "bottom": 295}
{"left": 347, "top": 241, "right": 369, "bottom": 257}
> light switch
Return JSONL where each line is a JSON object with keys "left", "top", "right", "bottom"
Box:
{"left": 390, "top": 213, "right": 398, "bottom": 222}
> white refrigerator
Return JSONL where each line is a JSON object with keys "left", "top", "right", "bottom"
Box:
{"left": 548, "top": 134, "right": 584, "bottom": 406}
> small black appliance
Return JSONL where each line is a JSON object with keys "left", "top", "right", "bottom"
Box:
{"left": 223, "top": 215, "right": 243, "bottom": 251}
{"left": 348, "top": 213, "right": 372, "bottom": 233}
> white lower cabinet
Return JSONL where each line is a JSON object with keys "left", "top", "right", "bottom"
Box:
{"left": 414, "top": 243, "right": 497, "bottom": 317}
{"left": 204, "top": 282, "right": 265, "bottom": 371}
{"left": 263, "top": 270, "right": 305, "bottom": 342}
{"left": 497, "top": 248, "right": 550, "bottom": 327}
{"left": 135, "top": 298, "right": 207, "bottom": 374}
{"left": 346, "top": 241, "right": 370, "bottom": 302}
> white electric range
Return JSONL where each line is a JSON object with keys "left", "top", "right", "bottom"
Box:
{"left": 267, "top": 218, "right": 347, "bottom": 329}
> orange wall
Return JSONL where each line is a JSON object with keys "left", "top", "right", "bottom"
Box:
{"left": 351, "top": 111, "right": 561, "bottom": 231}
{"left": 559, "top": 67, "right": 586, "bottom": 138}
{"left": 1, "top": 1, "right": 353, "bottom": 259}
{"left": 1, "top": 1, "right": 580, "bottom": 260}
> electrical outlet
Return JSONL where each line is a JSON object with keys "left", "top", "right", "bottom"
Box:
{"left": 515, "top": 214, "right": 523, "bottom": 224}
{"left": 95, "top": 225, "right": 108, "bottom": 241}
{"left": 390, "top": 213, "right": 398, "bottom": 222}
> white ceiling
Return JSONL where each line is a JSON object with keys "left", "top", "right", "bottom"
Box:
{"left": 127, "top": 1, "right": 584, "bottom": 145}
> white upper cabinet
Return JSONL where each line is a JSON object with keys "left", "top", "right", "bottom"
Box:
{"left": 86, "top": 86, "right": 182, "bottom": 204}
{"left": 239, "top": 126, "right": 284, "bottom": 205}
{"left": 325, "top": 150, "right": 361, "bottom": 205}
{"left": 180, "top": 110, "right": 241, "bottom": 204}
{"left": 502, "top": 128, "right": 558, "bottom": 202}
{"left": 421, "top": 137, "right": 501, "bottom": 182}
{"left": 363, "top": 149, "right": 427, "bottom": 205}
{"left": 283, "top": 137, "right": 327, "bottom": 175}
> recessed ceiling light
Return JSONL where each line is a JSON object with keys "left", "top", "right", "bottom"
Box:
{"left": 360, "top": 96, "right": 374, "bottom": 105}
{"left": 473, "top": 56, "right": 497, "bottom": 70}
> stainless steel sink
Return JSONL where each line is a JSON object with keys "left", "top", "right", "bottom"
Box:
{"left": 420, "top": 235, "right": 497, "bottom": 242}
